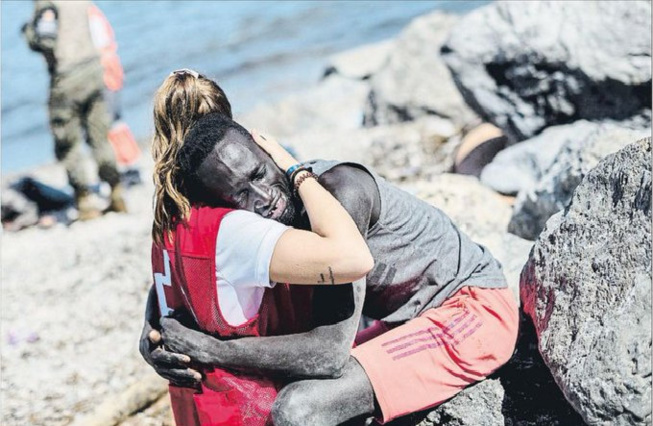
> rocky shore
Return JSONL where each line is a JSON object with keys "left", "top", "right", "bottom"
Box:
{"left": 2, "top": 1, "right": 650, "bottom": 425}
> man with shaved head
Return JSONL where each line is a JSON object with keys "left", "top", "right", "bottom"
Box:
{"left": 141, "top": 112, "right": 519, "bottom": 425}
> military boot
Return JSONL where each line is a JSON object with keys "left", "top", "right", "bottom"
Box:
{"left": 76, "top": 191, "right": 102, "bottom": 221}
{"left": 106, "top": 183, "right": 128, "bottom": 213}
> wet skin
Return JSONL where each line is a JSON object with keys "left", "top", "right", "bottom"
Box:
{"left": 142, "top": 129, "right": 383, "bottom": 425}
{"left": 196, "top": 129, "right": 300, "bottom": 225}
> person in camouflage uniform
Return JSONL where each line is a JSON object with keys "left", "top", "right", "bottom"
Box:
{"left": 22, "top": 0, "right": 126, "bottom": 219}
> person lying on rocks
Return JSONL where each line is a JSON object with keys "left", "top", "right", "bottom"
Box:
{"left": 1, "top": 176, "right": 76, "bottom": 231}
{"left": 140, "top": 70, "right": 520, "bottom": 425}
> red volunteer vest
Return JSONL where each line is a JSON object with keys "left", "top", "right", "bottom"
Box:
{"left": 88, "top": 4, "right": 123, "bottom": 91}
{"left": 152, "top": 206, "right": 312, "bottom": 426}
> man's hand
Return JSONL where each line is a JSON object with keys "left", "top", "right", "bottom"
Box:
{"left": 139, "top": 319, "right": 202, "bottom": 388}
{"left": 160, "top": 317, "right": 218, "bottom": 366}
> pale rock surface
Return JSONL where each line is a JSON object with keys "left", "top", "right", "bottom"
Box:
{"left": 275, "top": 116, "right": 459, "bottom": 183}
{"left": 238, "top": 74, "right": 370, "bottom": 141}
{"left": 480, "top": 120, "right": 601, "bottom": 195}
{"left": 521, "top": 138, "right": 652, "bottom": 425}
{"left": 364, "top": 12, "right": 477, "bottom": 129}
{"left": 509, "top": 126, "right": 650, "bottom": 240}
{"left": 323, "top": 39, "right": 394, "bottom": 80}
{"left": 441, "top": 1, "right": 652, "bottom": 142}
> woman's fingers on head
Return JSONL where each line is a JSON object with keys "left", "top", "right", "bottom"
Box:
{"left": 251, "top": 128, "right": 274, "bottom": 144}
{"left": 250, "top": 130, "right": 279, "bottom": 158}
{"left": 250, "top": 128, "right": 267, "bottom": 147}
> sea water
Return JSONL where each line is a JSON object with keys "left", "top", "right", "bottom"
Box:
{"left": 1, "top": 0, "right": 488, "bottom": 174}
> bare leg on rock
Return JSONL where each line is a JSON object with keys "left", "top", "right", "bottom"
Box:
{"left": 272, "top": 358, "right": 376, "bottom": 426}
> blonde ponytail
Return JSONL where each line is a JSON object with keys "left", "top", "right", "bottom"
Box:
{"left": 151, "top": 71, "right": 232, "bottom": 243}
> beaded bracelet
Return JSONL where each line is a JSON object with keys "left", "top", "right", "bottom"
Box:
{"left": 293, "top": 171, "right": 318, "bottom": 194}
{"left": 286, "top": 163, "right": 303, "bottom": 178}
{"left": 289, "top": 166, "right": 309, "bottom": 184}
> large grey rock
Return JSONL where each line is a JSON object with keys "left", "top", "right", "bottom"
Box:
{"left": 364, "top": 12, "right": 477, "bottom": 129}
{"left": 481, "top": 120, "right": 601, "bottom": 195}
{"left": 520, "top": 138, "right": 652, "bottom": 425}
{"left": 441, "top": 1, "right": 652, "bottom": 142}
{"left": 414, "top": 379, "right": 506, "bottom": 426}
{"left": 509, "top": 126, "right": 651, "bottom": 240}
{"left": 237, "top": 74, "right": 369, "bottom": 140}
{"left": 323, "top": 40, "right": 394, "bottom": 80}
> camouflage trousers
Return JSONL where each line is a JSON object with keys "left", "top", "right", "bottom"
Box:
{"left": 48, "top": 60, "right": 120, "bottom": 196}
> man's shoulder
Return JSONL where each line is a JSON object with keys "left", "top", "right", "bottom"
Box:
{"left": 317, "top": 163, "right": 376, "bottom": 194}
{"left": 314, "top": 162, "right": 381, "bottom": 229}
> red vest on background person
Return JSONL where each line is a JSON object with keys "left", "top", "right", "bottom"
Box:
{"left": 88, "top": 3, "right": 141, "bottom": 167}
{"left": 87, "top": 3, "right": 122, "bottom": 91}
{"left": 152, "top": 205, "right": 313, "bottom": 426}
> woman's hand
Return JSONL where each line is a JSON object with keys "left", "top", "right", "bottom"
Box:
{"left": 251, "top": 129, "right": 298, "bottom": 172}
{"left": 249, "top": 130, "right": 374, "bottom": 287}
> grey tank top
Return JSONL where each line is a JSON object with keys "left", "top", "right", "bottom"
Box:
{"left": 305, "top": 160, "right": 508, "bottom": 325}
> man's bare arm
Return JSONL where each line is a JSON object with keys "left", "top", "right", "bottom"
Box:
{"left": 161, "top": 279, "right": 364, "bottom": 379}
{"left": 160, "top": 165, "right": 380, "bottom": 380}
{"left": 139, "top": 286, "right": 201, "bottom": 386}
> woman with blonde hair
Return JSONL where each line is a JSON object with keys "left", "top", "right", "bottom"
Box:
{"left": 150, "top": 68, "right": 232, "bottom": 244}
{"left": 142, "top": 69, "right": 373, "bottom": 425}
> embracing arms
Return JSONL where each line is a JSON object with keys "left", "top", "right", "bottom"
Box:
{"left": 159, "top": 165, "right": 379, "bottom": 380}
{"left": 139, "top": 133, "right": 381, "bottom": 384}
{"left": 160, "top": 279, "right": 365, "bottom": 379}
{"left": 254, "top": 131, "right": 374, "bottom": 285}
{"left": 138, "top": 285, "right": 200, "bottom": 387}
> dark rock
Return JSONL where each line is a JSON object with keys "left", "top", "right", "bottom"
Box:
{"left": 481, "top": 121, "right": 600, "bottom": 195}
{"left": 414, "top": 379, "right": 506, "bottom": 426}
{"left": 509, "top": 126, "right": 650, "bottom": 240}
{"left": 441, "top": 1, "right": 652, "bottom": 142}
{"left": 238, "top": 74, "right": 370, "bottom": 141}
{"left": 363, "top": 12, "right": 477, "bottom": 129}
{"left": 520, "top": 138, "right": 652, "bottom": 424}
{"left": 323, "top": 40, "right": 394, "bottom": 81}
{"left": 496, "top": 313, "right": 587, "bottom": 426}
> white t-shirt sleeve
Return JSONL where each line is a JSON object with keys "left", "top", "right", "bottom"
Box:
{"left": 216, "top": 210, "right": 290, "bottom": 289}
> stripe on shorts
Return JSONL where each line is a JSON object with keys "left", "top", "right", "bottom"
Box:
{"left": 386, "top": 312, "right": 483, "bottom": 361}
{"left": 381, "top": 310, "right": 471, "bottom": 348}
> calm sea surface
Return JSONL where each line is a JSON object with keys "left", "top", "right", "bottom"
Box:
{"left": 1, "top": 1, "right": 488, "bottom": 174}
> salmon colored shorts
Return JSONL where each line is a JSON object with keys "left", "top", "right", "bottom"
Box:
{"left": 352, "top": 286, "right": 519, "bottom": 423}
